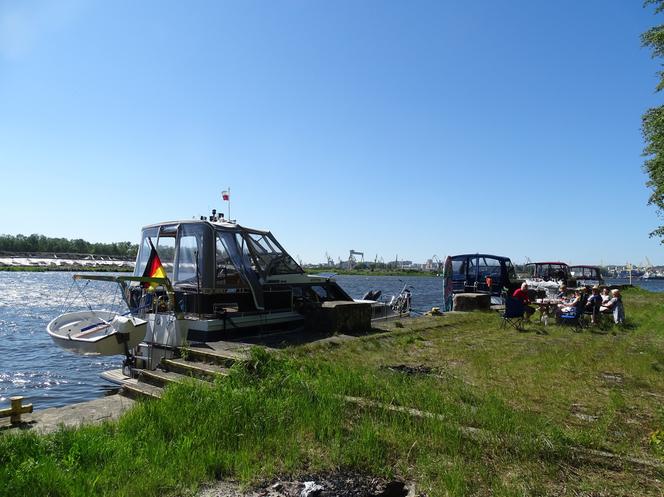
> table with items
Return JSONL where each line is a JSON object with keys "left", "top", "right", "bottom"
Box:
{"left": 534, "top": 298, "right": 562, "bottom": 325}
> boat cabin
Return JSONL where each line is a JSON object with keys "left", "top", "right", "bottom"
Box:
{"left": 569, "top": 265, "right": 603, "bottom": 286}
{"left": 450, "top": 254, "right": 518, "bottom": 296}
{"left": 523, "top": 262, "right": 573, "bottom": 285}
{"left": 128, "top": 218, "right": 353, "bottom": 339}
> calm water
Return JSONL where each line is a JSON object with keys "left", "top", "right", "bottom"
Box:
{"left": 0, "top": 272, "right": 660, "bottom": 410}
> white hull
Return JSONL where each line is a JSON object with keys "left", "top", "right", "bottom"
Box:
{"left": 47, "top": 310, "right": 147, "bottom": 356}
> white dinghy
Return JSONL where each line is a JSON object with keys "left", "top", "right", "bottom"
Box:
{"left": 47, "top": 310, "right": 147, "bottom": 356}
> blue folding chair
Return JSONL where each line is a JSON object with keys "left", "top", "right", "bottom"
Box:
{"left": 558, "top": 296, "right": 587, "bottom": 332}
{"left": 501, "top": 297, "right": 525, "bottom": 331}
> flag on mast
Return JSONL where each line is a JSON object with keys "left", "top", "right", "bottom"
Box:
{"left": 141, "top": 239, "right": 168, "bottom": 289}
{"left": 222, "top": 190, "right": 230, "bottom": 201}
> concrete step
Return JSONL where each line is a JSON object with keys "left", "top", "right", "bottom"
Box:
{"left": 101, "top": 368, "right": 130, "bottom": 386}
{"left": 162, "top": 358, "right": 230, "bottom": 380}
{"left": 120, "top": 378, "right": 163, "bottom": 400}
{"left": 180, "top": 347, "right": 246, "bottom": 367}
{"left": 136, "top": 368, "right": 208, "bottom": 389}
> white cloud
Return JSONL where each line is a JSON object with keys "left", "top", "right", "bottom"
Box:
{"left": 0, "top": 0, "right": 85, "bottom": 60}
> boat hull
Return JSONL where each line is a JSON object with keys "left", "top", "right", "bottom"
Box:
{"left": 47, "top": 310, "right": 147, "bottom": 356}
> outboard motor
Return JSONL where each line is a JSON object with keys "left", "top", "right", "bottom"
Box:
{"left": 362, "top": 289, "right": 382, "bottom": 301}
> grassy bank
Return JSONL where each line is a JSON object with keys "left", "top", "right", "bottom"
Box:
{"left": 0, "top": 266, "right": 133, "bottom": 272}
{"left": 1, "top": 288, "right": 663, "bottom": 496}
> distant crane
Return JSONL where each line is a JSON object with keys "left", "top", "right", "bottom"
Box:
{"left": 348, "top": 250, "right": 364, "bottom": 269}
{"left": 349, "top": 250, "right": 364, "bottom": 262}
{"left": 324, "top": 251, "right": 334, "bottom": 266}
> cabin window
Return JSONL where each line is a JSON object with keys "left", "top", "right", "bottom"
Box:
{"left": 216, "top": 234, "right": 243, "bottom": 287}
{"left": 506, "top": 262, "right": 517, "bottom": 280}
{"left": 451, "top": 259, "right": 467, "bottom": 280}
{"left": 135, "top": 236, "right": 153, "bottom": 277}
{"left": 235, "top": 233, "right": 260, "bottom": 272}
{"left": 175, "top": 235, "right": 200, "bottom": 285}
{"left": 155, "top": 236, "right": 176, "bottom": 279}
{"left": 236, "top": 232, "right": 301, "bottom": 276}
{"left": 478, "top": 257, "right": 502, "bottom": 278}
{"left": 466, "top": 257, "right": 477, "bottom": 279}
{"left": 134, "top": 229, "right": 175, "bottom": 280}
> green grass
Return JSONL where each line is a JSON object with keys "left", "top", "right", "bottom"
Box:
{"left": 1, "top": 287, "right": 662, "bottom": 496}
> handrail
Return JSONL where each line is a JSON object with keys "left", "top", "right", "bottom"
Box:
{"left": 73, "top": 274, "right": 175, "bottom": 293}
{"left": 72, "top": 274, "right": 180, "bottom": 313}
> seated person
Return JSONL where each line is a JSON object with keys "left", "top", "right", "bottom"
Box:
{"left": 558, "top": 289, "right": 583, "bottom": 315}
{"left": 512, "top": 282, "right": 535, "bottom": 320}
{"left": 555, "top": 284, "right": 567, "bottom": 300}
{"left": 600, "top": 289, "right": 625, "bottom": 324}
{"left": 585, "top": 286, "right": 602, "bottom": 323}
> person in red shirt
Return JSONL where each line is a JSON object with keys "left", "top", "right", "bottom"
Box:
{"left": 512, "top": 282, "right": 535, "bottom": 320}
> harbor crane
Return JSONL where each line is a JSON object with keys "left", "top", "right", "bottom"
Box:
{"left": 349, "top": 250, "right": 364, "bottom": 262}
{"left": 348, "top": 249, "right": 364, "bottom": 269}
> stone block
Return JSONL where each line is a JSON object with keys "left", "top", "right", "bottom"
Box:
{"left": 306, "top": 301, "right": 372, "bottom": 333}
{"left": 453, "top": 293, "right": 491, "bottom": 312}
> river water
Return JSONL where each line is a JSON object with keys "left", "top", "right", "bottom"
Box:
{"left": 0, "top": 272, "right": 660, "bottom": 410}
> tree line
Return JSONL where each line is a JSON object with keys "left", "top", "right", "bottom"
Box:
{"left": 643, "top": 1, "right": 664, "bottom": 240}
{"left": 0, "top": 234, "right": 138, "bottom": 258}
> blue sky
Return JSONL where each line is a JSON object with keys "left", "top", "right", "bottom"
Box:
{"left": 0, "top": 0, "right": 662, "bottom": 265}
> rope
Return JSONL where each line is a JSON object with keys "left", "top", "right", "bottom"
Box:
{"left": 60, "top": 280, "right": 75, "bottom": 314}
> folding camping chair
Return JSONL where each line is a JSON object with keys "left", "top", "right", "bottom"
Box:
{"left": 558, "top": 296, "right": 587, "bottom": 333}
{"left": 501, "top": 297, "right": 525, "bottom": 331}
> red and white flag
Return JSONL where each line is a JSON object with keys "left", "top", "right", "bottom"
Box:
{"left": 222, "top": 190, "right": 230, "bottom": 201}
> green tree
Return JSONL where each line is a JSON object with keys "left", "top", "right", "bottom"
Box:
{"left": 642, "top": 0, "right": 664, "bottom": 239}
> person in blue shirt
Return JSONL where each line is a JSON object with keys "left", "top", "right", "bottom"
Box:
{"left": 556, "top": 285, "right": 567, "bottom": 300}
{"left": 585, "top": 286, "right": 603, "bottom": 324}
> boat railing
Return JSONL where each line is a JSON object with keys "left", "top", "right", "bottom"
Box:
{"left": 73, "top": 274, "right": 180, "bottom": 314}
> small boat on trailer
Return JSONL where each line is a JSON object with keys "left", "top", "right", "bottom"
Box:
{"left": 47, "top": 210, "right": 411, "bottom": 375}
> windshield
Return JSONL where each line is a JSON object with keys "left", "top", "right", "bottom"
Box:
{"left": 241, "top": 232, "right": 302, "bottom": 276}
{"left": 215, "top": 229, "right": 302, "bottom": 278}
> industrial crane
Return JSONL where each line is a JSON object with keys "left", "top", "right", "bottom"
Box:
{"left": 349, "top": 250, "right": 364, "bottom": 261}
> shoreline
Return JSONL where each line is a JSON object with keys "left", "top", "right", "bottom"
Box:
{"left": 0, "top": 265, "right": 134, "bottom": 272}
{"left": 305, "top": 269, "right": 440, "bottom": 277}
